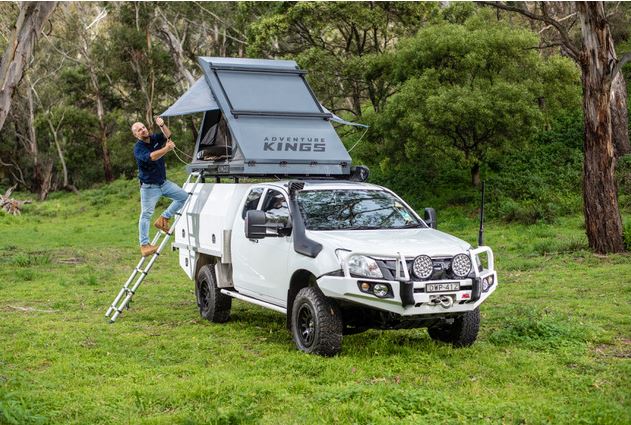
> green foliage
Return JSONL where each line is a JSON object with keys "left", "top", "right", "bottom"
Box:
{"left": 624, "top": 220, "right": 631, "bottom": 251}
{"left": 616, "top": 154, "right": 631, "bottom": 205}
{"left": 248, "top": 2, "right": 437, "bottom": 114}
{"left": 486, "top": 112, "right": 584, "bottom": 224}
{"left": 368, "top": 9, "right": 580, "bottom": 186}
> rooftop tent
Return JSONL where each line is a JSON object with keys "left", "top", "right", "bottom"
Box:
{"left": 161, "top": 77, "right": 366, "bottom": 128}
{"left": 160, "top": 57, "right": 364, "bottom": 177}
{"left": 161, "top": 77, "right": 218, "bottom": 117}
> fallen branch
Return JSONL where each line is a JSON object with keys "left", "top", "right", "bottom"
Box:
{"left": 0, "top": 185, "right": 32, "bottom": 215}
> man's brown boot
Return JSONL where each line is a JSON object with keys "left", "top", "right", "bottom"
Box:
{"left": 154, "top": 216, "right": 170, "bottom": 233}
{"left": 140, "top": 244, "right": 158, "bottom": 257}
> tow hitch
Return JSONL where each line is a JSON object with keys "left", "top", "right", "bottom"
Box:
{"left": 430, "top": 294, "right": 454, "bottom": 309}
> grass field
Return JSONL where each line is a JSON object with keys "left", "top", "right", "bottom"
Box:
{"left": 1, "top": 173, "right": 630, "bottom": 424}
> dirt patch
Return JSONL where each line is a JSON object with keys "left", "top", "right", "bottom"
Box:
{"left": 593, "top": 338, "right": 631, "bottom": 359}
{"left": 57, "top": 257, "right": 84, "bottom": 265}
{"left": 4, "top": 305, "right": 58, "bottom": 313}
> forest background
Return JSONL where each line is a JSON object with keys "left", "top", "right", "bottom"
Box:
{"left": 0, "top": 1, "right": 630, "bottom": 247}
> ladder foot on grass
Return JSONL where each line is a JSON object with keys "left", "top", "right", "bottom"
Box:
{"left": 104, "top": 173, "right": 203, "bottom": 323}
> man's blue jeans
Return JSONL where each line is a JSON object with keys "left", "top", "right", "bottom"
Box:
{"left": 139, "top": 180, "right": 188, "bottom": 245}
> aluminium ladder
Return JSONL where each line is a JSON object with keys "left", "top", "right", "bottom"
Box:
{"left": 105, "top": 172, "right": 203, "bottom": 323}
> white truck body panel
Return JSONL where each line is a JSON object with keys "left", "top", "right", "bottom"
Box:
{"left": 174, "top": 182, "right": 252, "bottom": 279}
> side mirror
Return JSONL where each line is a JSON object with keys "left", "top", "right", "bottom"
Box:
{"left": 424, "top": 208, "right": 437, "bottom": 229}
{"left": 245, "top": 210, "right": 267, "bottom": 239}
{"left": 245, "top": 210, "right": 289, "bottom": 239}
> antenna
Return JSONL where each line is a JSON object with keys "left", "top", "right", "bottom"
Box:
{"left": 478, "top": 181, "right": 485, "bottom": 247}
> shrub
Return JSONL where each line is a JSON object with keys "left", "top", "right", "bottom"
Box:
{"left": 616, "top": 154, "right": 631, "bottom": 197}
{"left": 624, "top": 220, "right": 631, "bottom": 251}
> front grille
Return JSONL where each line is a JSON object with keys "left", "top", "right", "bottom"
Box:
{"left": 378, "top": 256, "right": 457, "bottom": 281}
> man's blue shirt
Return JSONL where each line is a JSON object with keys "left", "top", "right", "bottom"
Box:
{"left": 134, "top": 133, "right": 167, "bottom": 185}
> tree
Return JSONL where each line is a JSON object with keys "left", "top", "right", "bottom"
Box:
{"left": 479, "top": 1, "right": 629, "bottom": 254}
{"left": 370, "top": 11, "right": 579, "bottom": 187}
{"left": 42, "top": 4, "right": 116, "bottom": 182}
{"left": 0, "top": 2, "right": 56, "bottom": 133}
{"left": 248, "top": 2, "right": 436, "bottom": 117}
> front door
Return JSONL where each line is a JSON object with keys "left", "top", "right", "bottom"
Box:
{"left": 231, "top": 188, "right": 292, "bottom": 307}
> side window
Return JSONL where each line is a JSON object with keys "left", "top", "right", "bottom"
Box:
{"left": 241, "top": 188, "right": 264, "bottom": 219}
{"left": 262, "top": 189, "right": 289, "bottom": 224}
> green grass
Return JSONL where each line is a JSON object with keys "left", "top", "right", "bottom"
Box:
{"left": 0, "top": 174, "right": 630, "bottom": 424}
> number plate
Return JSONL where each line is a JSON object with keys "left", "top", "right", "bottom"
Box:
{"left": 426, "top": 282, "right": 460, "bottom": 292}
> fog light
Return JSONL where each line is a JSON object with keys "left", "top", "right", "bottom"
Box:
{"left": 482, "top": 275, "right": 494, "bottom": 292}
{"left": 373, "top": 283, "right": 389, "bottom": 297}
{"left": 360, "top": 282, "right": 371, "bottom": 292}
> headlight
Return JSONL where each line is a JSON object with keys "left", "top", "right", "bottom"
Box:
{"left": 451, "top": 253, "right": 472, "bottom": 278}
{"left": 412, "top": 255, "right": 433, "bottom": 279}
{"left": 347, "top": 255, "right": 383, "bottom": 279}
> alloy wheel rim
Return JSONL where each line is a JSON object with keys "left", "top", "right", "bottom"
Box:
{"left": 199, "top": 279, "right": 210, "bottom": 311}
{"left": 297, "top": 304, "right": 315, "bottom": 347}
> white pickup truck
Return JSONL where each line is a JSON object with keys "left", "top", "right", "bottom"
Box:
{"left": 173, "top": 178, "right": 497, "bottom": 356}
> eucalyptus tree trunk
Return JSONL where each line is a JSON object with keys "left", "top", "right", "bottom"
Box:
{"left": 577, "top": 2, "right": 625, "bottom": 253}
{"left": 0, "top": 2, "right": 56, "bottom": 133}
{"left": 88, "top": 69, "right": 113, "bottom": 182}
{"left": 156, "top": 13, "right": 195, "bottom": 87}
{"left": 24, "top": 82, "right": 52, "bottom": 200}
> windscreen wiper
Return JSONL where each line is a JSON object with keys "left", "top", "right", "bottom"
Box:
{"left": 391, "top": 223, "right": 425, "bottom": 229}
{"left": 342, "top": 225, "right": 382, "bottom": 230}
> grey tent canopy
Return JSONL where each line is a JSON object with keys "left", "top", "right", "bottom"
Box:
{"left": 159, "top": 57, "right": 366, "bottom": 178}
{"left": 161, "top": 77, "right": 218, "bottom": 117}
{"left": 161, "top": 78, "right": 367, "bottom": 129}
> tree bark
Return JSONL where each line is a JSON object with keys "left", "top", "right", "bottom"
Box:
{"left": 155, "top": 12, "right": 196, "bottom": 87}
{"left": 0, "top": 2, "right": 56, "bottom": 133}
{"left": 577, "top": 2, "right": 625, "bottom": 253}
{"left": 46, "top": 113, "right": 77, "bottom": 193}
{"left": 610, "top": 72, "right": 631, "bottom": 158}
{"left": 471, "top": 162, "right": 481, "bottom": 187}
{"left": 88, "top": 68, "right": 113, "bottom": 182}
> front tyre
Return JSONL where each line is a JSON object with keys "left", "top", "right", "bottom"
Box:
{"left": 195, "top": 264, "right": 231, "bottom": 323}
{"left": 291, "top": 287, "right": 343, "bottom": 356}
{"left": 428, "top": 308, "right": 480, "bottom": 347}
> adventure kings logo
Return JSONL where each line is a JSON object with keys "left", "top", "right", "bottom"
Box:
{"left": 263, "top": 136, "right": 326, "bottom": 152}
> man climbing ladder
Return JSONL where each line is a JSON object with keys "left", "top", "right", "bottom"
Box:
{"left": 105, "top": 171, "right": 202, "bottom": 323}
{"left": 131, "top": 116, "right": 188, "bottom": 257}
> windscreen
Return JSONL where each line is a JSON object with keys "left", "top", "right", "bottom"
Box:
{"left": 216, "top": 70, "right": 321, "bottom": 114}
{"left": 297, "top": 190, "right": 425, "bottom": 231}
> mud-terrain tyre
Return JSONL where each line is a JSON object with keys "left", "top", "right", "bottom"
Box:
{"left": 428, "top": 308, "right": 480, "bottom": 347}
{"left": 291, "top": 287, "right": 343, "bottom": 356}
{"left": 195, "top": 264, "right": 231, "bottom": 323}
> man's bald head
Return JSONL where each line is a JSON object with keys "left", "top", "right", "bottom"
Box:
{"left": 132, "top": 122, "right": 149, "bottom": 140}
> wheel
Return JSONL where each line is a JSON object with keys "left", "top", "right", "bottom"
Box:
{"left": 291, "top": 287, "right": 343, "bottom": 356}
{"left": 427, "top": 308, "right": 480, "bottom": 347}
{"left": 195, "top": 264, "right": 231, "bottom": 323}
